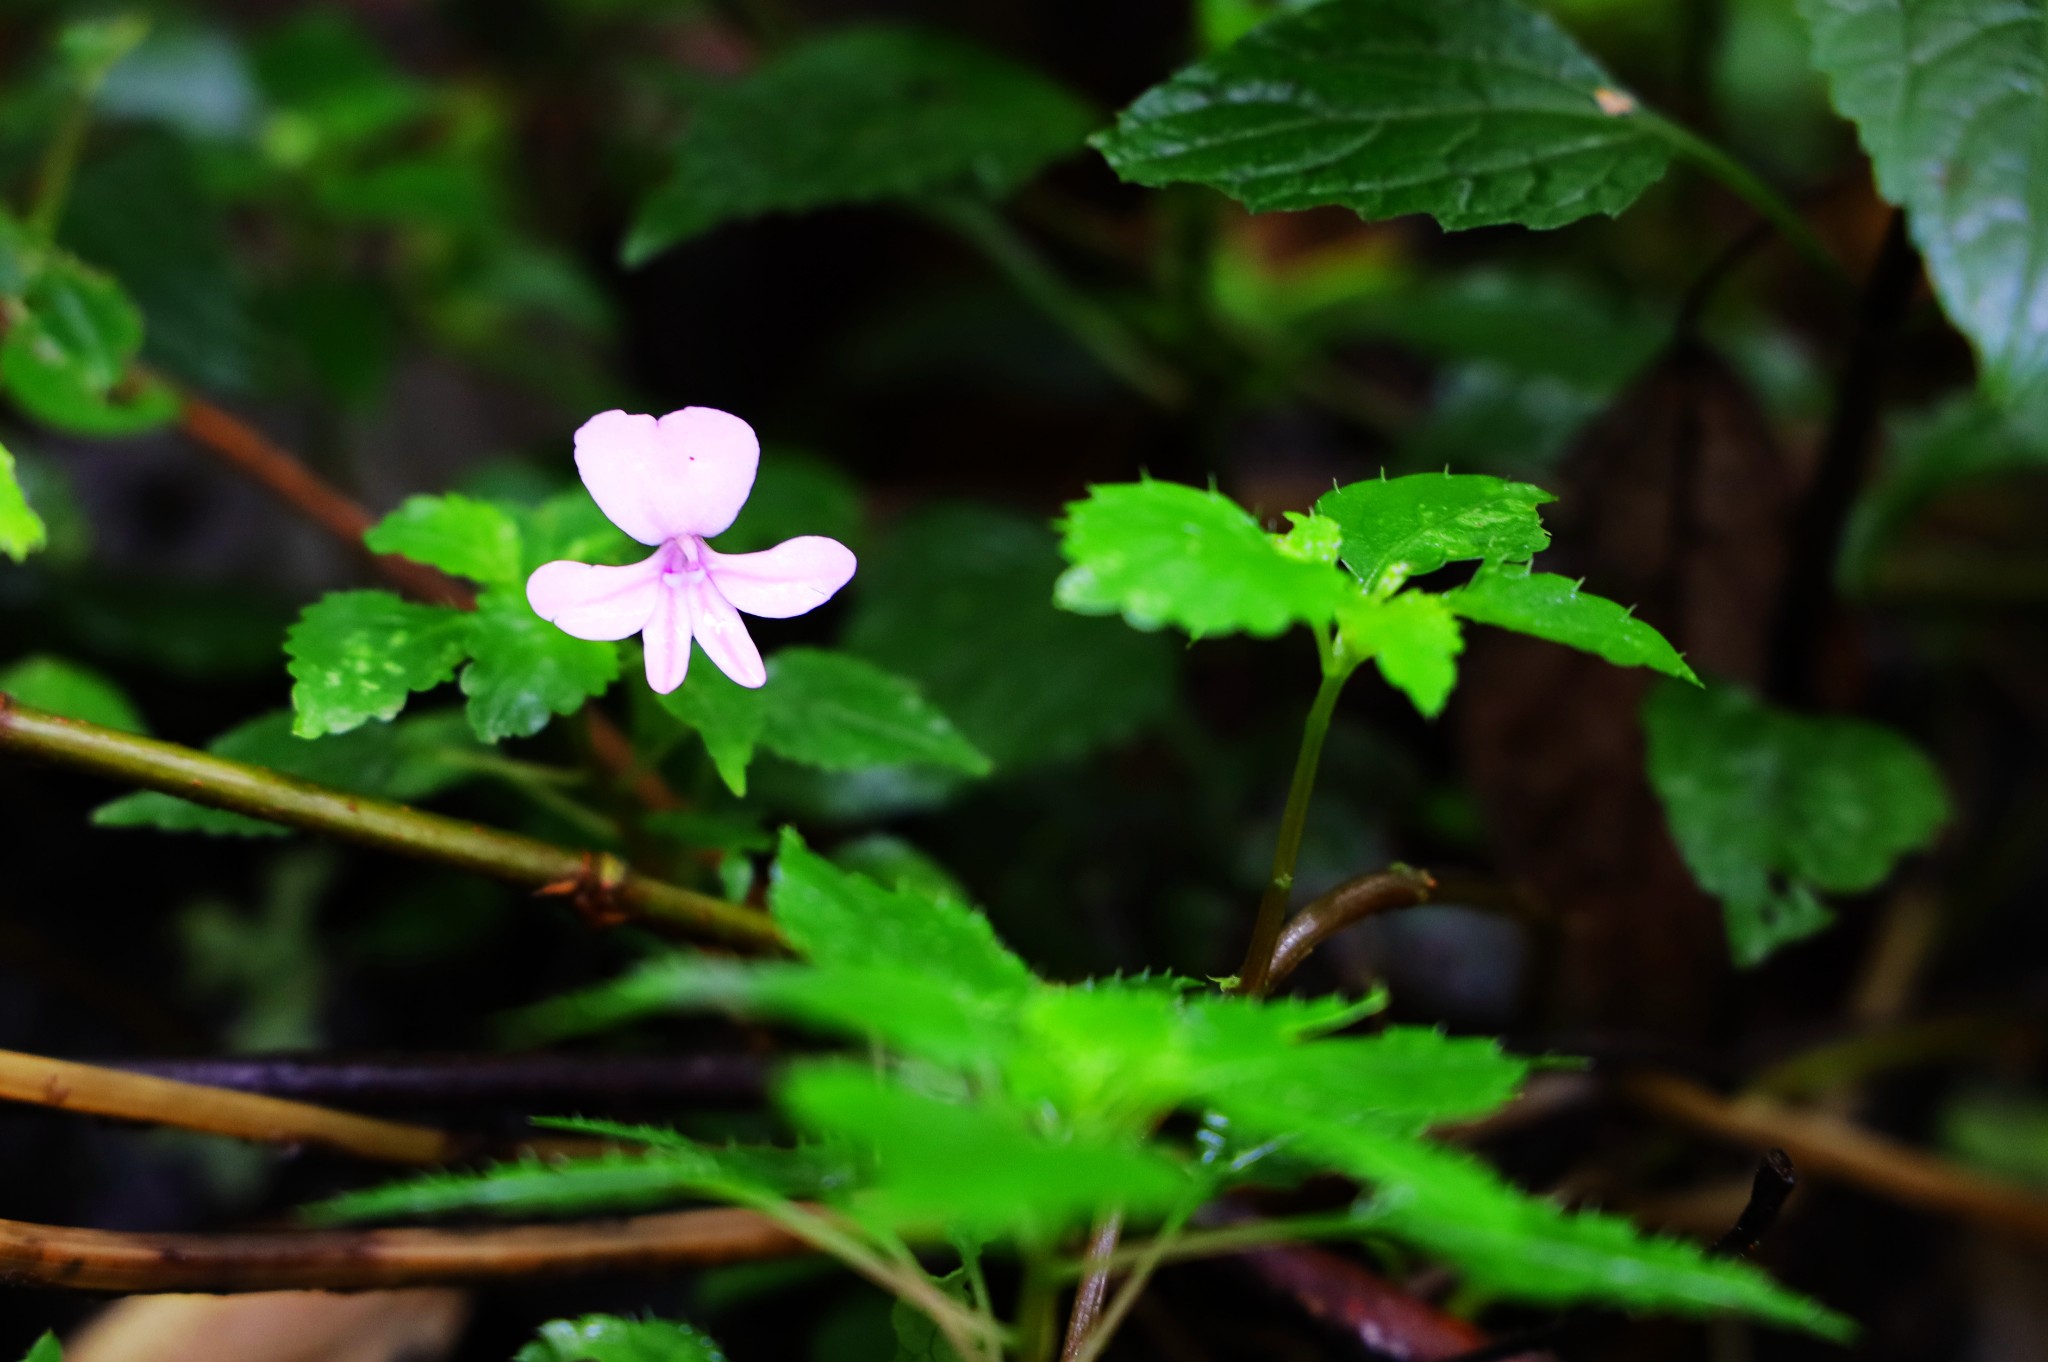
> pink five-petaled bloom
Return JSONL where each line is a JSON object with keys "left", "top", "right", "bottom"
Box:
{"left": 525, "top": 407, "right": 856, "bottom": 693}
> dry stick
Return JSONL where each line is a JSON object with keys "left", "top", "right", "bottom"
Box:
{"left": 0, "top": 1206, "right": 806, "bottom": 1292}
{"left": 1624, "top": 1072, "right": 2048, "bottom": 1246}
{"left": 0, "top": 696, "right": 780, "bottom": 951}
{"left": 0, "top": 1048, "right": 457, "bottom": 1165}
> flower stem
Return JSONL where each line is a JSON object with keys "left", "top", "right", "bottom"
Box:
{"left": 1235, "top": 642, "right": 1357, "bottom": 997}
{"left": 0, "top": 695, "right": 779, "bottom": 950}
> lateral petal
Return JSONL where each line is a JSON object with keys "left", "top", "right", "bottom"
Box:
{"left": 702, "top": 535, "right": 858, "bottom": 619}
{"left": 526, "top": 551, "right": 665, "bottom": 641}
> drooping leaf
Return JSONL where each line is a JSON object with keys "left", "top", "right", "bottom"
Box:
{"left": 365, "top": 493, "right": 522, "bottom": 588}
{"left": 626, "top": 26, "right": 1095, "bottom": 263}
{"left": 1093, "top": 0, "right": 1673, "bottom": 231}
{"left": 1337, "top": 592, "right": 1465, "bottom": 717}
{"left": 515, "top": 1315, "right": 727, "bottom": 1362}
{"left": 1643, "top": 679, "right": 1948, "bottom": 966}
{"left": 1056, "top": 481, "right": 1353, "bottom": 639}
{"left": 0, "top": 442, "right": 48, "bottom": 561}
{"left": 94, "top": 710, "right": 481, "bottom": 837}
{"left": 845, "top": 505, "right": 1178, "bottom": 769}
{"left": 460, "top": 591, "right": 621, "bottom": 742}
{"left": 0, "top": 655, "right": 147, "bottom": 733}
{"left": 285, "top": 590, "right": 472, "bottom": 738}
{"left": 771, "top": 829, "right": 1035, "bottom": 996}
{"left": 758, "top": 649, "right": 990, "bottom": 778}
{"left": 1445, "top": 564, "right": 1697, "bottom": 681}
{"left": 1798, "top": 0, "right": 2048, "bottom": 410}
{"left": 1314, "top": 473, "right": 1554, "bottom": 596}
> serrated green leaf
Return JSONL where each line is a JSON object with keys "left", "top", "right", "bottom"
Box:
{"left": 1314, "top": 473, "right": 1554, "bottom": 596}
{"left": 1798, "top": 0, "right": 2048, "bottom": 410}
{"left": 759, "top": 649, "right": 990, "bottom": 777}
{"left": 94, "top": 710, "right": 481, "bottom": 837}
{"left": 516, "top": 1315, "right": 727, "bottom": 1362}
{"left": 0, "top": 443, "right": 47, "bottom": 561}
{"left": 286, "top": 590, "right": 472, "bottom": 738}
{"left": 845, "top": 505, "right": 1177, "bottom": 769}
{"left": 626, "top": 26, "right": 1094, "bottom": 263}
{"left": 780, "top": 1062, "right": 1193, "bottom": 1239}
{"left": 460, "top": 591, "right": 620, "bottom": 741}
{"left": 1055, "top": 481, "right": 1353, "bottom": 639}
{"left": 1339, "top": 593, "right": 1464, "bottom": 717}
{"left": 1446, "top": 564, "right": 1696, "bottom": 681}
{"left": 1093, "top": 0, "right": 1672, "bottom": 231}
{"left": 365, "top": 493, "right": 522, "bottom": 588}
{"left": 772, "top": 828, "right": 1035, "bottom": 995}
{"left": 655, "top": 661, "right": 765, "bottom": 796}
{"left": 0, "top": 655, "right": 146, "bottom": 733}
{"left": 1644, "top": 679, "right": 1949, "bottom": 966}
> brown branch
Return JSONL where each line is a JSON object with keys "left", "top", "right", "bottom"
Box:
{"left": 1265, "top": 867, "right": 1436, "bottom": 991}
{"left": 0, "top": 1206, "right": 806, "bottom": 1292}
{"left": 1623, "top": 1071, "right": 2048, "bottom": 1246}
{"left": 0, "top": 695, "right": 780, "bottom": 950}
{"left": 0, "top": 1048, "right": 457, "bottom": 1164}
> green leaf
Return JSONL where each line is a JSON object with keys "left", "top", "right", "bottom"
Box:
{"left": 772, "top": 828, "right": 1035, "bottom": 996}
{"left": 1055, "top": 481, "right": 1353, "bottom": 639}
{"left": 1644, "top": 679, "right": 1949, "bottom": 966}
{"left": 94, "top": 710, "right": 481, "bottom": 837}
{"left": 0, "top": 655, "right": 147, "bottom": 733}
{"left": 780, "top": 1062, "right": 1193, "bottom": 1238}
{"left": 1798, "top": 0, "right": 2048, "bottom": 409}
{"left": 285, "top": 590, "right": 472, "bottom": 738}
{"left": 0, "top": 442, "right": 47, "bottom": 561}
{"left": 1314, "top": 473, "right": 1554, "bottom": 596}
{"left": 844, "top": 505, "right": 1178, "bottom": 769}
{"left": 1093, "top": 0, "right": 1672, "bottom": 231}
{"left": 515, "top": 1315, "right": 727, "bottom": 1362}
{"left": 365, "top": 494, "right": 522, "bottom": 588}
{"left": 1446, "top": 564, "right": 1697, "bottom": 681}
{"left": 1338, "top": 593, "right": 1464, "bottom": 717}
{"left": 460, "top": 591, "right": 621, "bottom": 742}
{"left": 19, "top": 1332, "right": 60, "bottom": 1362}
{"left": 655, "top": 662, "right": 767, "bottom": 796}
{"left": 626, "top": 26, "right": 1094, "bottom": 263}
{"left": 758, "top": 649, "right": 990, "bottom": 778}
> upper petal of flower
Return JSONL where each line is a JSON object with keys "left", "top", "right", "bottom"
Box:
{"left": 526, "top": 550, "right": 666, "bottom": 641}
{"left": 702, "top": 536, "right": 858, "bottom": 619}
{"left": 574, "top": 407, "right": 761, "bottom": 545}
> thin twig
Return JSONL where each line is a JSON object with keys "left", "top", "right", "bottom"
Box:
{"left": 0, "top": 695, "right": 779, "bottom": 950}
{"left": 1265, "top": 866, "right": 1435, "bottom": 990}
{"left": 0, "top": 1048, "right": 456, "bottom": 1164}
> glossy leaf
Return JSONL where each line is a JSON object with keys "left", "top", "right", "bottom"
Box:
{"left": 627, "top": 27, "right": 1094, "bottom": 263}
{"left": 0, "top": 655, "right": 147, "bottom": 733}
{"left": 1644, "top": 680, "right": 1948, "bottom": 965}
{"left": 285, "top": 590, "right": 471, "bottom": 738}
{"left": 365, "top": 494, "right": 522, "bottom": 588}
{"left": 1094, "top": 0, "right": 1672, "bottom": 231}
{"left": 1799, "top": 0, "right": 2048, "bottom": 409}
{"left": 1056, "top": 481, "right": 1353, "bottom": 638}
{"left": 1338, "top": 592, "right": 1465, "bottom": 717}
{"left": 758, "top": 649, "right": 990, "bottom": 778}
{"left": 771, "top": 829, "right": 1035, "bottom": 996}
{"left": 1446, "top": 564, "right": 1697, "bottom": 681}
{"left": 845, "top": 505, "right": 1178, "bottom": 768}
{"left": 1314, "top": 473, "right": 1553, "bottom": 596}
{"left": 0, "top": 443, "right": 47, "bottom": 561}
{"left": 515, "top": 1316, "right": 727, "bottom": 1362}
{"left": 460, "top": 592, "right": 621, "bottom": 742}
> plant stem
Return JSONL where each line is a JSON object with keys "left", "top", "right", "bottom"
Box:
{"left": 0, "top": 695, "right": 780, "bottom": 950}
{"left": 922, "top": 197, "right": 1190, "bottom": 409}
{"left": 1640, "top": 114, "right": 1846, "bottom": 290}
{"left": 1235, "top": 649, "right": 1356, "bottom": 996}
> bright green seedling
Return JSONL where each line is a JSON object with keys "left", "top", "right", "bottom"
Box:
{"left": 1645, "top": 679, "right": 1949, "bottom": 967}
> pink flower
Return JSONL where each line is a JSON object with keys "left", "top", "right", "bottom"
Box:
{"left": 526, "top": 407, "right": 856, "bottom": 693}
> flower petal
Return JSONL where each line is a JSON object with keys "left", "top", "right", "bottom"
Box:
{"left": 527, "top": 551, "right": 665, "bottom": 641}
{"left": 642, "top": 579, "right": 692, "bottom": 694}
{"left": 573, "top": 407, "right": 761, "bottom": 545}
{"left": 703, "top": 536, "right": 858, "bottom": 619}
{"left": 684, "top": 574, "right": 767, "bottom": 688}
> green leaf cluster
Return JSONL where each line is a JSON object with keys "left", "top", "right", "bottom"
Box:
{"left": 1644, "top": 680, "right": 1948, "bottom": 966}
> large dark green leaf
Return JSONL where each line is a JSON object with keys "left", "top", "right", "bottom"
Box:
{"left": 1094, "top": 0, "right": 1672, "bottom": 230}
